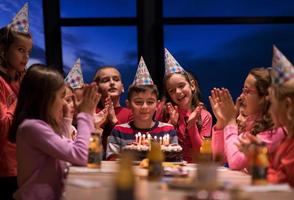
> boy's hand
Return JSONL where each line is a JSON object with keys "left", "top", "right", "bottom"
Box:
{"left": 105, "top": 96, "right": 118, "bottom": 124}
{"left": 166, "top": 102, "right": 179, "bottom": 126}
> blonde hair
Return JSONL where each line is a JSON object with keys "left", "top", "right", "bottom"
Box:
{"left": 272, "top": 80, "right": 294, "bottom": 135}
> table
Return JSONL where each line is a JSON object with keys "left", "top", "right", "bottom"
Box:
{"left": 62, "top": 161, "right": 294, "bottom": 200}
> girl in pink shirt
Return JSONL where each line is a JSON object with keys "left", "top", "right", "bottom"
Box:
{"left": 209, "top": 68, "right": 285, "bottom": 170}
{"left": 239, "top": 46, "right": 294, "bottom": 186}
{"left": 266, "top": 52, "right": 294, "bottom": 186}
{"left": 8, "top": 64, "right": 99, "bottom": 199}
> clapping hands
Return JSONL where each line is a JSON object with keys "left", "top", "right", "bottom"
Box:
{"left": 166, "top": 102, "right": 179, "bottom": 126}
{"left": 78, "top": 83, "right": 100, "bottom": 114}
{"left": 209, "top": 88, "right": 238, "bottom": 129}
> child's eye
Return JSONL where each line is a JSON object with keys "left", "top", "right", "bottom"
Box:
{"left": 113, "top": 77, "right": 120, "bottom": 82}
{"left": 147, "top": 101, "right": 155, "bottom": 105}
{"left": 18, "top": 48, "right": 25, "bottom": 53}
{"left": 134, "top": 101, "right": 143, "bottom": 105}
{"left": 101, "top": 78, "right": 109, "bottom": 83}
{"left": 179, "top": 84, "right": 185, "bottom": 88}
{"left": 168, "top": 89, "right": 175, "bottom": 94}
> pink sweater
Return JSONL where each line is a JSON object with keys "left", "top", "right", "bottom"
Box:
{"left": 14, "top": 113, "right": 94, "bottom": 200}
{"left": 212, "top": 124, "right": 285, "bottom": 170}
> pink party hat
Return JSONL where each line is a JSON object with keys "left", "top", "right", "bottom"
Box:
{"left": 132, "top": 57, "right": 154, "bottom": 85}
{"left": 272, "top": 45, "right": 294, "bottom": 85}
{"left": 8, "top": 3, "right": 29, "bottom": 33}
{"left": 65, "top": 58, "right": 84, "bottom": 89}
{"left": 164, "top": 48, "right": 185, "bottom": 76}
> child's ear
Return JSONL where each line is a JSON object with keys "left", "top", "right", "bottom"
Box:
{"left": 125, "top": 99, "right": 130, "bottom": 108}
{"left": 190, "top": 80, "right": 196, "bottom": 92}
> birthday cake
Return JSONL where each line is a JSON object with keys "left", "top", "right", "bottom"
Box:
{"left": 122, "top": 133, "right": 183, "bottom": 161}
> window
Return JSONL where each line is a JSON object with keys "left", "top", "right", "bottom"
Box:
{"left": 164, "top": 0, "right": 294, "bottom": 17}
{"left": 62, "top": 26, "right": 137, "bottom": 101}
{"left": 60, "top": 0, "right": 136, "bottom": 18}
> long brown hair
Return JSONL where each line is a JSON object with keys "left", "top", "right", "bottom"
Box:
{"left": 249, "top": 68, "right": 274, "bottom": 135}
{"left": 9, "top": 64, "right": 65, "bottom": 143}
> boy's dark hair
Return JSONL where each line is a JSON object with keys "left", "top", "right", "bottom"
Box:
{"left": 9, "top": 64, "right": 65, "bottom": 143}
{"left": 0, "top": 26, "right": 32, "bottom": 68}
{"left": 127, "top": 84, "right": 159, "bottom": 100}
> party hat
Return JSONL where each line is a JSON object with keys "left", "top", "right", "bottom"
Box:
{"left": 8, "top": 3, "right": 29, "bottom": 33}
{"left": 132, "top": 57, "right": 154, "bottom": 85}
{"left": 272, "top": 45, "right": 294, "bottom": 85}
{"left": 164, "top": 48, "right": 185, "bottom": 76}
{"left": 65, "top": 58, "right": 84, "bottom": 89}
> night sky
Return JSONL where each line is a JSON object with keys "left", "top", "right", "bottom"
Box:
{"left": 1, "top": 0, "right": 294, "bottom": 107}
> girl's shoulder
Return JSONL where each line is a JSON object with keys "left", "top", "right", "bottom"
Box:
{"left": 19, "top": 119, "right": 52, "bottom": 133}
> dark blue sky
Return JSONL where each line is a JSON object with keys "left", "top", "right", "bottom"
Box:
{"left": 1, "top": 0, "right": 294, "bottom": 106}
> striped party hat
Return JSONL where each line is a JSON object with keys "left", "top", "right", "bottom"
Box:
{"left": 132, "top": 57, "right": 154, "bottom": 85}
{"left": 65, "top": 58, "right": 84, "bottom": 89}
{"left": 164, "top": 48, "right": 185, "bottom": 76}
{"left": 272, "top": 45, "right": 294, "bottom": 85}
{"left": 8, "top": 3, "right": 29, "bottom": 33}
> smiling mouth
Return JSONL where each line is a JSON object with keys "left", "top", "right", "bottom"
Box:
{"left": 177, "top": 96, "right": 185, "bottom": 102}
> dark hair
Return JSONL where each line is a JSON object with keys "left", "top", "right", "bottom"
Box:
{"left": 249, "top": 67, "right": 274, "bottom": 135}
{"left": 9, "top": 64, "right": 65, "bottom": 143}
{"left": 127, "top": 84, "right": 159, "bottom": 100}
{"left": 93, "top": 66, "right": 121, "bottom": 83}
{"left": 0, "top": 26, "right": 32, "bottom": 68}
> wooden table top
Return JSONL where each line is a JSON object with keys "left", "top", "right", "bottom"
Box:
{"left": 62, "top": 161, "right": 294, "bottom": 200}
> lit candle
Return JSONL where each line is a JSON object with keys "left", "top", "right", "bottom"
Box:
{"left": 159, "top": 136, "right": 162, "bottom": 145}
{"left": 135, "top": 134, "right": 138, "bottom": 143}
{"left": 163, "top": 135, "right": 167, "bottom": 145}
{"left": 166, "top": 134, "right": 170, "bottom": 145}
{"left": 138, "top": 132, "right": 142, "bottom": 145}
{"left": 147, "top": 133, "right": 151, "bottom": 146}
{"left": 142, "top": 134, "right": 146, "bottom": 145}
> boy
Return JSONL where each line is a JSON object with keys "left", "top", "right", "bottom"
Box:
{"left": 93, "top": 66, "right": 132, "bottom": 158}
{"left": 106, "top": 57, "right": 178, "bottom": 160}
